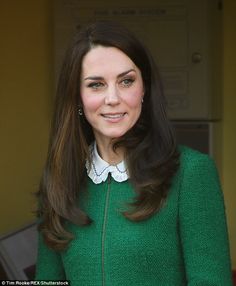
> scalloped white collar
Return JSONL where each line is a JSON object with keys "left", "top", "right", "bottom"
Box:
{"left": 86, "top": 142, "right": 129, "bottom": 184}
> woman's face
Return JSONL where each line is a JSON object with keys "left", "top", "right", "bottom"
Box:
{"left": 80, "top": 45, "right": 144, "bottom": 144}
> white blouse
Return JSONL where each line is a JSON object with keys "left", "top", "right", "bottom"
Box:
{"left": 86, "top": 142, "right": 129, "bottom": 184}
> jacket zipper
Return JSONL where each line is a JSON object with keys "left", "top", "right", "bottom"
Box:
{"left": 102, "top": 173, "right": 112, "bottom": 286}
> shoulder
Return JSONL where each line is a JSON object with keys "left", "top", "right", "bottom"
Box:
{"left": 175, "top": 145, "right": 221, "bottom": 195}
{"left": 178, "top": 144, "right": 210, "bottom": 161}
{"left": 177, "top": 145, "right": 217, "bottom": 173}
{"left": 176, "top": 145, "right": 222, "bottom": 200}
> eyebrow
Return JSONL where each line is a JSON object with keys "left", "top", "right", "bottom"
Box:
{"left": 83, "top": 68, "right": 136, "bottom": 81}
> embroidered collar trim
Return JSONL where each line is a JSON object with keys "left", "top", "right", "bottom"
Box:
{"left": 86, "top": 142, "right": 129, "bottom": 184}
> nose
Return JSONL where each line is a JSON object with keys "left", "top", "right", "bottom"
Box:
{"left": 104, "top": 85, "right": 120, "bottom": 105}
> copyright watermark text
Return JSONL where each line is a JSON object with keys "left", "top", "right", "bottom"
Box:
{"left": 0, "top": 281, "right": 70, "bottom": 286}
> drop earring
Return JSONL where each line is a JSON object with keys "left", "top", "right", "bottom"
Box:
{"left": 78, "top": 107, "right": 83, "bottom": 116}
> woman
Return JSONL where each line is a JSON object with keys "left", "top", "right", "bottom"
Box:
{"left": 35, "top": 21, "right": 233, "bottom": 285}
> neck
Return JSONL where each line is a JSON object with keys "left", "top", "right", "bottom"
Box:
{"left": 95, "top": 138, "right": 125, "bottom": 165}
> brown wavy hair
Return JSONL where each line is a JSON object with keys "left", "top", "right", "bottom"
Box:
{"left": 37, "top": 21, "right": 179, "bottom": 250}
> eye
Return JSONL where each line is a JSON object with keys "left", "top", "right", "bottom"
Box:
{"left": 87, "top": 82, "right": 105, "bottom": 90}
{"left": 120, "top": 78, "right": 135, "bottom": 88}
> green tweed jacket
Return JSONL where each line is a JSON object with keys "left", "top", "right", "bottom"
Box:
{"left": 35, "top": 146, "right": 233, "bottom": 285}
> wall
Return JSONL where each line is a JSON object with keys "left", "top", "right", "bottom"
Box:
{"left": 223, "top": 0, "right": 236, "bottom": 269}
{"left": 0, "top": 1, "right": 53, "bottom": 233}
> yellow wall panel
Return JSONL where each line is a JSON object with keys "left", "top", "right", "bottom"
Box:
{"left": 223, "top": 0, "right": 236, "bottom": 269}
{"left": 0, "top": 1, "right": 53, "bottom": 233}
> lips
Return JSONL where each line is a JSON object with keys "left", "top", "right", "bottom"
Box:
{"left": 101, "top": 113, "right": 126, "bottom": 119}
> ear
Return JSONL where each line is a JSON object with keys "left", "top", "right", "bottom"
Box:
{"left": 142, "top": 88, "right": 145, "bottom": 97}
{"left": 142, "top": 83, "right": 145, "bottom": 96}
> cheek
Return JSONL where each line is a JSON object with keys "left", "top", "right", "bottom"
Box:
{"left": 123, "top": 79, "right": 144, "bottom": 109}
{"left": 81, "top": 95, "right": 103, "bottom": 113}
{"left": 124, "top": 90, "right": 143, "bottom": 109}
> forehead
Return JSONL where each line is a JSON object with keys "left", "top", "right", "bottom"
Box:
{"left": 81, "top": 46, "right": 137, "bottom": 76}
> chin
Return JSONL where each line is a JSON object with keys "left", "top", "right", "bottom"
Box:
{"left": 105, "top": 130, "right": 129, "bottom": 139}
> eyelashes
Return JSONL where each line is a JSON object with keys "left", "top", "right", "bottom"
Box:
{"left": 87, "top": 82, "right": 104, "bottom": 89}
{"left": 86, "top": 77, "right": 135, "bottom": 90}
{"left": 120, "top": 78, "right": 135, "bottom": 87}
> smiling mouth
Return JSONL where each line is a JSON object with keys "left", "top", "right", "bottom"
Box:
{"left": 101, "top": 113, "right": 126, "bottom": 119}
